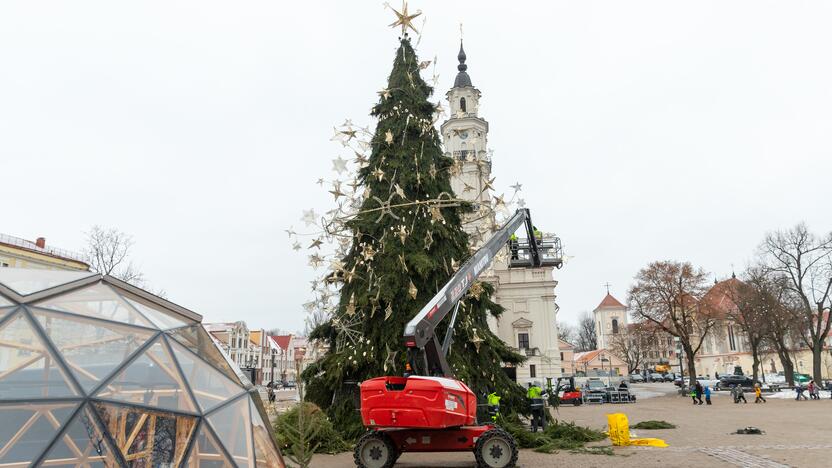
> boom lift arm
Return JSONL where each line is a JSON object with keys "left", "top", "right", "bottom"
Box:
{"left": 403, "top": 208, "right": 547, "bottom": 377}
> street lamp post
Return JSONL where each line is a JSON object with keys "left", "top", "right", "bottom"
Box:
{"left": 674, "top": 336, "right": 684, "bottom": 386}
{"left": 601, "top": 357, "right": 611, "bottom": 387}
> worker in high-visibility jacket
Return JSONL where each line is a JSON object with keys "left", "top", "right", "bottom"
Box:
{"left": 486, "top": 391, "right": 501, "bottom": 422}
{"left": 509, "top": 233, "right": 519, "bottom": 260}
{"left": 527, "top": 382, "right": 546, "bottom": 432}
{"left": 532, "top": 226, "right": 543, "bottom": 245}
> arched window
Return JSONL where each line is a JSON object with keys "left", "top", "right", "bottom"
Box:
{"left": 460, "top": 97, "right": 466, "bottom": 113}
{"left": 612, "top": 318, "right": 619, "bottom": 334}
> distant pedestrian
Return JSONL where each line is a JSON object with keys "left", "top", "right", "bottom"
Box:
{"left": 809, "top": 380, "right": 820, "bottom": 400}
{"left": 754, "top": 383, "right": 766, "bottom": 403}
{"left": 694, "top": 381, "right": 704, "bottom": 405}
{"left": 735, "top": 385, "right": 747, "bottom": 404}
{"left": 267, "top": 385, "right": 276, "bottom": 405}
{"left": 795, "top": 385, "right": 808, "bottom": 401}
{"left": 690, "top": 387, "right": 697, "bottom": 405}
{"left": 807, "top": 380, "right": 817, "bottom": 400}
{"left": 704, "top": 385, "right": 712, "bottom": 405}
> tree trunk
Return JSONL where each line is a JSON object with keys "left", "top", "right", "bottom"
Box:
{"left": 685, "top": 347, "right": 697, "bottom": 386}
{"left": 750, "top": 340, "right": 760, "bottom": 383}
{"left": 812, "top": 345, "right": 823, "bottom": 383}
{"left": 776, "top": 346, "right": 795, "bottom": 387}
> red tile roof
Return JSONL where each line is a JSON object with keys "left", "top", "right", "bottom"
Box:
{"left": 574, "top": 349, "right": 604, "bottom": 364}
{"left": 596, "top": 293, "right": 625, "bottom": 310}
{"left": 700, "top": 277, "right": 742, "bottom": 319}
{"left": 271, "top": 334, "right": 292, "bottom": 351}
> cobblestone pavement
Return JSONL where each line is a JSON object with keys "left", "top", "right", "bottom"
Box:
{"left": 311, "top": 383, "right": 832, "bottom": 467}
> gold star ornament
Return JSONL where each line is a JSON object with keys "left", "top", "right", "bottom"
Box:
{"left": 386, "top": 1, "right": 422, "bottom": 36}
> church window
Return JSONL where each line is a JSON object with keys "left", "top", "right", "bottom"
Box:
{"left": 518, "top": 333, "right": 529, "bottom": 349}
{"left": 728, "top": 324, "right": 736, "bottom": 351}
{"left": 460, "top": 97, "right": 466, "bottom": 113}
{"left": 530, "top": 365, "right": 536, "bottom": 378}
{"left": 560, "top": 352, "right": 564, "bottom": 361}
{"left": 612, "top": 318, "right": 619, "bottom": 334}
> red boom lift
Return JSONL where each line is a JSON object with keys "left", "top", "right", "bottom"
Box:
{"left": 354, "top": 209, "right": 562, "bottom": 468}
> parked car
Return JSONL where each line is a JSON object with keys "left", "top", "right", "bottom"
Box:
{"left": 629, "top": 374, "right": 644, "bottom": 383}
{"left": 649, "top": 373, "right": 664, "bottom": 383}
{"left": 714, "top": 374, "right": 753, "bottom": 390}
{"left": 662, "top": 373, "right": 675, "bottom": 382}
{"left": 283, "top": 380, "right": 297, "bottom": 389}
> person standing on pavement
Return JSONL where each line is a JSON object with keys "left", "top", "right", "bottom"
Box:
{"left": 807, "top": 380, "right": 816, "bottom": 400}
{"left": 693, "top": 381, "right": 704, "bottom": 405}
{"left": 704, "top": 385, "right": 712, "bottom": 405}
{"left": 795, "top": 384, "right": 808, "bottom": 401}
{"left": 735, "top": 385, "right": 747, "bottom": 404}
{"left": 754, "top": 383, "right": 766, "bottom": 403}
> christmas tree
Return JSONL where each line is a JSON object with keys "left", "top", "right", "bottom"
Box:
{"left": 303, "top": 36, "right": 525, "bottom": 437}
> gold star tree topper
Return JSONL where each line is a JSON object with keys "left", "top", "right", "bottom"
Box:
{"left": 386, "top": 1, "right": 421, "bottom": 36}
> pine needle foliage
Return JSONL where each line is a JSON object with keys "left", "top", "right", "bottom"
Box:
{"left": 631, "top": 420, "right": 676, "bottom": 430}
{"left": 303, "top": 37, "right": 525, "bottom": 437}
{"left": 274, "top": 402, "right": 349, "bottom": 461}
{"left": 499, "top": 413, "right": 607, "bottom": 454}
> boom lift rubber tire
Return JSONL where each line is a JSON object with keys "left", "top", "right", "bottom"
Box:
{"left": 474, "top": 428, "right": 518, "bottom": 468}
{"left": 354, "top": 431, "right": 398, "bottom": 468}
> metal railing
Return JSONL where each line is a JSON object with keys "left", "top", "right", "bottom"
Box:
{"left": 507, "top": 236, "right": 563, "bottom": 269}
{"left": 0, "top": 233, "right": 86, "bottom": 263}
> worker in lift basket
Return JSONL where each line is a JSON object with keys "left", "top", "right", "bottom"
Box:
{"left": 527, "top": 381, "right": 546, "bottom": 432}
{"left": 509, "top": 233, "right": 519, "bottom": 260}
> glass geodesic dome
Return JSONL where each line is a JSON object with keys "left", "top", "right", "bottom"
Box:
{"left": 0, "top": 269, "right": 284, "bottom": 468}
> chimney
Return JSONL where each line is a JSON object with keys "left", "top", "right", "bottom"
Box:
{"left": 35, "top": 237, "right": 46, "bottom": 248}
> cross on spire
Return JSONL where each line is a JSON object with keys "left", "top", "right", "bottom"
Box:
{"left": 603, "top": 282, "right": 612, "bottom": 294}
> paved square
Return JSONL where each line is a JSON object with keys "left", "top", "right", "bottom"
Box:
{"left": 311, "top": 383, "right": 832, "bottom": 467}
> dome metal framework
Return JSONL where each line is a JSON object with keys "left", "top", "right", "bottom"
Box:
{"left": 0, "top": 269, "right": 284, "bottom": 468}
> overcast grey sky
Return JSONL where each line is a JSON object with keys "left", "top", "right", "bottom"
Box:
{"left": 2, "top": 1, "right": 831, "bottom": 332}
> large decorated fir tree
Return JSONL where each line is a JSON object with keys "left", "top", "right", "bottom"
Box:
{"left": 304, "top": 36, "right": 525, "bottom": 437}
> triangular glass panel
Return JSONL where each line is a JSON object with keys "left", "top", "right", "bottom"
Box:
{"left": 0, "top": 268, "right": 95, "bottom": 296}
{"left": 168, "top": 325, "right": 244, "bottom": 387}
{"left": 0, "top": 294, "right": 13, "bottom": 306}
{"left": 0, "top": 312, "right": 78, "bottom": 399}
{"left": 249, "top": 398, "right": 283, "bottom": 468}
{"left": 124, "top": 296, "right": 191, "bottom": 330}
{"left": 33, "top": 309, "right": 156, "bottom": 395}
{"left": 185, "top": 422, "right": 234, "bottom": 468}
{"left": 206, "top": 396, "right": 254, "bottom": 468}
{"left": 93, "top": 400, "right": 198, "bottom": 467}
{"left": 40, "top": 403, "right": 119, "bottom": 468}
{"left": 95, "top": 337, "right": 197, "bottom": 413}
{"left": 37, "top": 283, "right": 156, "bottom": 329}
{"left": 168, "top": 337, "right": 245, "bottom": 413}
{"left": 0, "top": 401, "right": 79, "bottom": 466}
{"left": 0, "top": 306, "right": 16, "bottom": 322}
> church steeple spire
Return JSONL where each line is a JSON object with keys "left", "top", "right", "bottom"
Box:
{"left": 453, "top": 40, "right": 472, "bottom": 88}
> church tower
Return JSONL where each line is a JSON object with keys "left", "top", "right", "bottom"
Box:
{"left": 441, "top": 41, "right": 492, "bottom": 242}
{"left": 593, "top": 291, "right": 628, "bottom": 350}
{"left": 442, "top": 42, "right": 563, "bottom": 384}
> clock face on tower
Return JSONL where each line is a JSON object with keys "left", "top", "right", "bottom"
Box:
{"left": 460, "top": 130, "right": 469, "bottom": 140}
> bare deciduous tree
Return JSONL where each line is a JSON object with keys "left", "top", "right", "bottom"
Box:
{"left": 628, "top": 260, "right": 716, "bottom": 385}
{"left": 557, "top": 322, "right": 577, "bottom": 345}
{"left": 759, "top": 223, "right": 832, "bottom": 382}
{"left": 609, "top": 322, "right": 652, "bottom": 374}
{"left": 576, "top": 312, "right": 597, "bottom": 352}
{"left": 717, "top": 272, "right": 769, "bottom": 383}
{"left": 84, "top": 226, "right": 144, "bottom": 284}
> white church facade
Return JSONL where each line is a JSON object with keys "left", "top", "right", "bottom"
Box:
{"left": 442, "top": 42, "right": 563, "bottom": 384}
{"left": 593, "top": 291, "right": 628, "bottom": 350}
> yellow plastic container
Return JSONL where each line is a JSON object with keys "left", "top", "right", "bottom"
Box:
{"left": 606, "top": 413, "right": 668, "bottom": 448}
